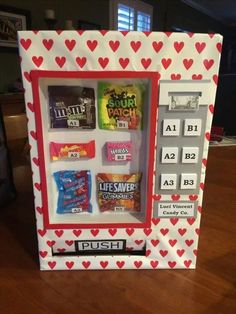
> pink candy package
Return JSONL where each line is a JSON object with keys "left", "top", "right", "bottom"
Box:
{"left": 106, "top": 141, "right": 132, "bottom": 161}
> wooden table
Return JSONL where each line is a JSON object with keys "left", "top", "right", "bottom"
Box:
{"left": 0, "top": 146, "right": 236, "bottom": 314}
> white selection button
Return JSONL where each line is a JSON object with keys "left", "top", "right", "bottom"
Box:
{"left": 180, "top": 173, "right": 197, "bottom": 189}
{"left": 161, "top": 147, "right": 178, "bottom": 163}
{"left": 163, "top": 119, "right": 180, "bottom": 136}
{"left": 182, "top": 147, "right": 199, "bottom": 163}
{"left": 160, "top": 174, "right": 177, "bottom": 190}
{"left": 184, "top": 119, "right": 202, "bottom": 136}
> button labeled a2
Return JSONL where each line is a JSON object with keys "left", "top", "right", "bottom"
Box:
{"left": 161, "top": 147, "right": 178, "bottom": 163}
{"left": 160, "top": 174, "right": 177, "bottom": 190}
{"left": 163, "top": 119, "right": 180, "bottom": 136}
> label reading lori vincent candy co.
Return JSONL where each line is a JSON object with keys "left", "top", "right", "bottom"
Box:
{"left": 98, "top": 82, "right": 145, "bottom": 130}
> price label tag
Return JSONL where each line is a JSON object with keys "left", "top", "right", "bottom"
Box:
{"left": 117, "top": 120, "right": 128, "bottom": 129}
{"left": 114, "top": 206, "right": 125, "bottom": 212}
{"left": 67, "top": 119, "right": 80, "bottom": 127}
{"left": 71, "top": 207, "right": 82, "bottom": 213}
{"left": 68, "top": 151, "right": 80, "bottom": 159}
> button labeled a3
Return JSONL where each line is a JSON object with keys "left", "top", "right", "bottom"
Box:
{"left": 160, "top": 174, "right": 177, "bottom": 190}
{"left": 161, "top": 147, "right": 178, "bottom": 163}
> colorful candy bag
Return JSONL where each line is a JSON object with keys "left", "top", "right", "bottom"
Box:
{"left": 54, "top": 170, "right": 92, "bottom": 213}
{"left": 50, "top": 140, "right": 95, "bottom": 161}
{"left": 48, "top": 86, "right": 95, "bottom": 129}
{"left": 106, "top": 141, "right": 132, "bottom": 161}
{"left": 98, "top": 82, "right": 145, "bottom": 130}
{"left": 97, "top": 173, "right": 141, "bottom": 212}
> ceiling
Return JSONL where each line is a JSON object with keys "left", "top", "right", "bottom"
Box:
{"left": 182, "top": 0, "right": 236, "bottom": 26}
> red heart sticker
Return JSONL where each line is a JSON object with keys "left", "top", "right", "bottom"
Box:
{"left": 174, "top": 41, "right": 184, "bottom": 53}
{"left": 116, "top": 261, "right": 125, "bottom": 268}
{"left": 82, "top": 261, "right": 91, "bottom": 269}
{"left": 160, "top": 228, "right": 169, "bottom": 236}
{"left": 87, "top": 40, "right": 98, "bottom": 51}
{"left": 32, "top": 157, "right": 39, "bottom": 166}
{"left": 65, "top": 240, "right": 73, "bottom": 246}
{"left": 55, "top": 230, "right": 64, "bottom": 237}
{"left": 27, "top": 102, "right": 34, "bottom": 112}
{"left": 73, "top": 230, "right": 82, "bottom": 237}
{"left": 65, "top": 261, "right": 74, "bottom": 269}
{"left": 168, "top": 261, "right": 176, "bottom": 268}
{"left": 55, "top": 56, "right": 66, "bottom": 68}
{"left": 43, "top": 39, "right": 53, "bottom": 50}
{"left": 192, "top": 74, "right": 203, "bottom": 80}
{"left": 177, "top": 249, "right": 185, "bottom": 257}
{"left": 152, "top": 218, "right": 160, "bottom": 225}
{"left": 183, "top": 58, "right": 193, "bottom": 70}
{"left": 195, "top": 42, "right": 206, "bottom": 54}
{"left": 152, "top": 194, "right": 161, "bottom": 201}
{"left": 130, "top": 40, "right": 141, "bottom": 52}
{"left": 152, "top": 41, "right": 163, "bottom": 53}
{"left": 98, "top": 57, "right": 109, "bottom": 68}
{"left": 91, "top": 229, "right": 99, "bottom": 237}
{"left": 76, "top": 57, "right": 87, "bottom": 68}
{"left": 159, "top": 250, "right": 168, "bottom": 257}
{"left": 169, "top": 239, "right": 177, "bottom": 247}
{"left": 39, "top": 251, "right": 48, "bottom": 258}
{"left": 20, "top": 38, "right": 32, "bottom": 50}
{"left": 126, "top": 228, "right": 134, "bottom": 236}
{"left": 151, "top": 239, "right": 159, "bottom": 247}
{"left": 48, "top": 261, "right": 56, "bottom": 269}
{"left": 108, "top": 228, "right": 117, "bottom": 236}
{"left": 185, "top": 239, "right": 194, "bottom": 247}
{"left": 100, "top": 261, "right": 108, "bottom": 269}
{"left": 109, "top": 40, "right": 120, "bottom": 52}
{"left": 119, "top": 58, "right": 129, "bottom": 69}
{"left": 171, "top": 73, "right": 181, "bottom": 80}
{"left": 150, "top": 260, "right": 159, "bottom": 268}
{"left": 178, "top": 228, "right": 187, "bottom": 236}
{"left": 32, "top": 56, "right": 43, "bottom": 68}
{"left": 143, "top": 228, "right": 152, "bottom": 236}
{"left": 65, "top": 39, "right": 76, "bottom": 51}
{"left": 134, "top": 261, "right": 142, "bottom": 268}
{"left": 184, "top": 260, "right": 192, "bottom": 268}
{"left": 161, "top": 58, "right": 172, "bottom": 69}
{"left": 203, "top": 59, "right": 214, "bottom": 70}
{"left": 141, "top": 58, "right": 151, "bottom": 69}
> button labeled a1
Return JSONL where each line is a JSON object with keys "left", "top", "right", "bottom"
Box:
{"left": 160, "top": 174, "right": 177, "bottom": 190}
{"left": 161, "top": 147, "right": 178, "bottom": 163}
{"left": 184, "top": 119, "right": 202, "bottom": 136}
{"left": 163, "top": 119, "right": 180, "bottom": 136}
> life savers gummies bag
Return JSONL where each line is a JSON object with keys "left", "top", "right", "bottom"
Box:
{"left": 98, "top": 82, "right": 145, "bottom": 130}
{"left": 97, "top": 173, "right": 142, "bottom": 212}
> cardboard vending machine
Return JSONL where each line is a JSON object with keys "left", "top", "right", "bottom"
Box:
{"left": 18, "top": 31, "right": 222, "bottom": 270}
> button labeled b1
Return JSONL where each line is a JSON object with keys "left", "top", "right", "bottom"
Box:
{"left": 184, "top": 119, "right": 202, "bottom": 136}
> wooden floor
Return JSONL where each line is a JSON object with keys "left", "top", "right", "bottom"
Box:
{"left": 0, "top": 146, "right": 236, "bottom": 314}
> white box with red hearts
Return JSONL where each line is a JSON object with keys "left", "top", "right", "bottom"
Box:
{"left": 18, "top": 30, "right": 222, "bottom": 270}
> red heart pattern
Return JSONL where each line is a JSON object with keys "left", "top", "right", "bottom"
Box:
{"left": 20, "top": 38, "right": 32, "bottom": 50}
{"left": 65, "top": 39, "right": 76, "bottom": 51}
{"left": 109, "top": 40, "right": 120, "bottom": 52}
{"left": 76, "top": 57, "right": 87, "bottom": 68}
{"left": 19, "top": 31, "right": 222, "bottom": 270}
{"left": 43, "top": 39, "right": 53, "bottom": 50}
